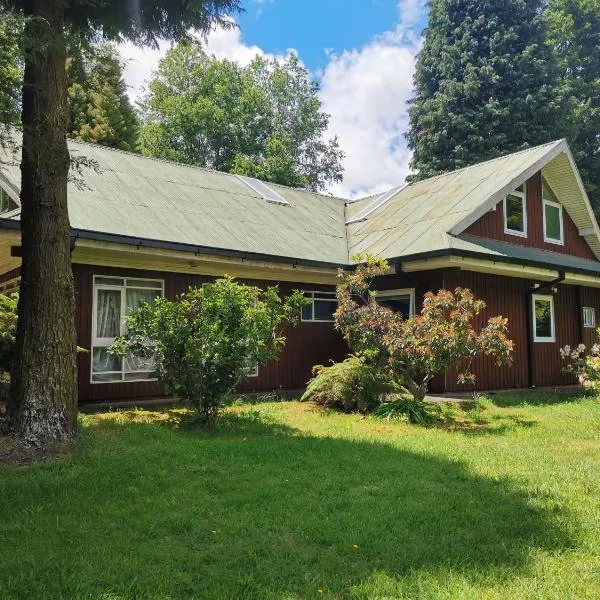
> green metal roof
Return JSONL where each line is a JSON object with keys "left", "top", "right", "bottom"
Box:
{"left": 2, "top": 131, "right": 600, "bottom": 274}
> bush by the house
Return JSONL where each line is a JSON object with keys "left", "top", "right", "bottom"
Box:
{"left": 301, "top": 353, "right": 398, "bottom": 413}
{"left": 560, "top": 339, "right": 600, "bottom": 394}
{"left": 0, "top": 293, "right": 18, "bottom": 376}
{"left": 111, "top": 278, "right": 307, "bottom": 426}
{"left": 333, "top": 255, "right": 514, "bottom": 403}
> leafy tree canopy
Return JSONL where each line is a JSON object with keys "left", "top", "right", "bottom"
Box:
{"left": 139, "top": 42, "right": 344, "bottom": 191}
{"left": 407, "top": 0, "right": 567, "bottom": 180}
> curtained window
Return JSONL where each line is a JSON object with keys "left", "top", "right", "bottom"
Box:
{"left": 91, "top": 276, "right": 164, "bottom": 383}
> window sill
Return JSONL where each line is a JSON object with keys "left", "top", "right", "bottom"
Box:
{"left": 543, "top": 237, "right": 564, "bottom": 246}
{"left": 504, "top": 229, "right": 528, "bottom": 238}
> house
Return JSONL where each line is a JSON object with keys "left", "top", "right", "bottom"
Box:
{"left": 0, "top": 135, "right": 599, "bottom": 403}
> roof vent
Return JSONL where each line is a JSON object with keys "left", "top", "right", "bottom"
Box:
{"left": 346, "top": 183, "right": 408, "bottom": 225}
{"left": 236, "top": 175, "right": 290, "bottom": 206}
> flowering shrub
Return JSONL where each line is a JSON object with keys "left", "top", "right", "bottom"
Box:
{"left": 334, "top": 255, "right": 514, "bottom": 401}
{"left": 560, "top": 339, "right": 600, "bottom": 393}
{"left": 111, "top": 278, "right": 306, "bottom": 425}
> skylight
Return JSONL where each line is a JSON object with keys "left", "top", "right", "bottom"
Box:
{"left": 346, "top": 183, "right": 408, "bottom": 225}
{"left": 236, "top": 175, "right": 290, "bottom": 206}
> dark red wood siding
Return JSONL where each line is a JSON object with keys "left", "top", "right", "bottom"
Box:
{"left": 465, "top": 172, "right": 596, "bottom": 260}
{"left": 73, "top": 264, "right": 347, "bottom": 403}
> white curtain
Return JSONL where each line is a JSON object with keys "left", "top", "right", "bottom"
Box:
{"left": 96, "top": 289, "right": 121, "bottom": 339}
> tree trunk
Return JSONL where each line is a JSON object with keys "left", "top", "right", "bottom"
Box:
{"left": 7, "top": 1, "right": 78, "bottom": 444}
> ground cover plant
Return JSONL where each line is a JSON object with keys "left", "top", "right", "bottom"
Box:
{"left": 0, "top": 392, "right": 598, "bottom": 599}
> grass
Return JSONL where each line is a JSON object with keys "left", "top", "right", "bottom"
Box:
{"left": 1, "top": 393, "right": 599, "bottom": 599}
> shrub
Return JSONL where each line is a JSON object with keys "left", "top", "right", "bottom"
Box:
{"left": 373, "top": 398, "right": 442, "bottom": 424}
{"left": 0, "top": 293, "right": 18, "bottom": 375}
{"left": 111, "top": 278, "right": 306, "bottom": 426}
{"left": 335, "top": 255, "right": 514, "bottom": 401}
{"left": 560, "top": 340, "right": 600, "bottom": 394}
{"left": 301, "top": 354, "right": 397, "bottom": 413}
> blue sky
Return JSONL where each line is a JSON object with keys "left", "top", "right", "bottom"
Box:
{"left": 238, "top": 0, "right": 427, "bottom": 75}
{"left": 120, "top": 0, "right": 428, "bottom": 197}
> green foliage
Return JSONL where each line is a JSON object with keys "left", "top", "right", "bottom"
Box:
{"left": 546, "top": 0, "right": 600, "bottom": 212}
{"left": 140, "top": 43, "right": 343, "bottom": 191}
{"left": 335, "top": 257, "right": 514, "bottom": 402}
{"left": 373, "top": 398, "right": 442, "bottom": 424}
{"left": 407, "top": 0, "right": 566, "bottom": 180}
{"left": 0, "top": 9, "right": 21, "bottom": 127}
{"left": 301, "top": 354, "right": 397, "bottom": 413}
{"left": 111, "top": 278, "right": 306, "bottom": 425}
{"left": 67, "top": 42, "right": 139, "bottom": 151}
{"left": 0, "top": 292, "right": 17, "bottom": 374}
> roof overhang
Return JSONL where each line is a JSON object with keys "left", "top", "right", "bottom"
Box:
{"left": 0, "top": 219, "right": 344, "bottom": 285}
{"left": 395, "top": 249, "right": 600, "bottom": 287}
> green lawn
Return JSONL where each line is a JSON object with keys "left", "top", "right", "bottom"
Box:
{"left": 1, "top": 394, "right": 599, "bottom": 599}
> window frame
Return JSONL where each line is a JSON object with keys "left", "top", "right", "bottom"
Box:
{"left": 91, "top": 275, "right": 164, "bottom": 384}
{"left": 583, "top": 306, "right": 596, "bottom": 329}
{"left": 376, "top": 288, "right": 415, "bottom": 317}
{"left": 542, "top": 196, "right": 564, "bottom": 245}
{"left": 532, "top": 293, "right": 556, "bottom": 343}
{"left": 503, "top": 186, "right": 528, "bottom": 238}
{"left": 301, "top": 290, "right": 338, "bottom": 323}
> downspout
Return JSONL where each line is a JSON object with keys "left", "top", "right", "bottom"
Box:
{"left": 526, "top": 271, "right": 565, "bottom": 389}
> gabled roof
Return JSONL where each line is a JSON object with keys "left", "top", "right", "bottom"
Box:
{"left": 346, "top": 140, "right": 600, "bottom": 262}
{"left": 1, "top": 130, "right": 600, "bottom": 272}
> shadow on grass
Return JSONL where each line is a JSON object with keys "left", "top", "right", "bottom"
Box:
{"left": 0, "top": 409, "right": 578, "bottom": 599}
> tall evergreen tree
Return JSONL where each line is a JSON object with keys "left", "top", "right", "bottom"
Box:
{"left": 407, "top": 0, "right": 567, "bottom": 179}
{"left": 67, "top": 43, "right": 139, "bottom": 151}
{"left": 546, "top": 0, "right": 600, "bottom": 211}
{"left": 0, "top": 0, "right": 239, "bottom": 446}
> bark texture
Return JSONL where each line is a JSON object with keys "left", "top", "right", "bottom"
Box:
{"left": 8, "top": 1, "right": 78, "bottom": 444}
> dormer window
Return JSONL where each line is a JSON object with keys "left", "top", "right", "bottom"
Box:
{"left": 542, "top": 183, "right": 564, "bottom": 245}
{"left": 503, "top": 184, "right": 527, "bottom": 237}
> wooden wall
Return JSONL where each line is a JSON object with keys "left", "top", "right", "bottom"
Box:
{"left": 73, "top": 264, "right": 347, "bottom": 403}
{"left": 465, "top": 172, "right": 596, "bottom": 260}
{"left": 73, "top": 262, "right": 600, "bottom": 402}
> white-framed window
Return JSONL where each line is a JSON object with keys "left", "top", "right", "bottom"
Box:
{"left": 583, "top": 307, "right": 596, "bottom": 329}
{"left": 503, "top": 184, "right": 527, "bottom": 237}
{"left": 0, "top": 186, "right": 17, "bottom": 214}
{"left": 91, "top": 276, "right": 164, "bottom": 383}
{"left": 543, "top": 195, "right": 564, "bottom": 245}
{"left": 301, "top": 291, "right": 337, "bottom": 322}
{"left": 532, "top": 294, "right": 555, "bottom": 343}
{"left": 376, "top": 288, "right": 415, "bottom": 319}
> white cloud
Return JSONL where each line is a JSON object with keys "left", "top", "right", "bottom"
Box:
{"left": 119, "top": 2, "right": 426, "bottom": 198}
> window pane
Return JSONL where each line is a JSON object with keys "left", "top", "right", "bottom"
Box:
{"left": 505, "top": 194, "right": 524, "bottom": 232}
{"left": 94, "top": 277, "right": 124, "bottom": 287}
{"left": 95, "top": 289, "right": 121, "bottom": 338}
{"left": 92, "top": 347, "right": 122, "bottom": 373}
{"left": 126, "top": 279, "right": 163, "bottom": 289}
{"left": 314, "top": 300, "right": 336, "bottom": 321}
{"left": 301, "top": 304, "right": 313, "bottom": 321}
{"left": 123, "top": 353, "right": 155, "bottom": 373}
{"left": 379, "top": 295, "right": 411, "bottom": 319}
{"left": 583, "top": 307, "right": 595, "bottom": 328}
{"left": 534, "top": 299, "right": 552, "bottom": 338}
{"left": 545, "top": 203, "right": 561, "bottom": 240}
{"left": 126, "top": 288, "right": 158, "bottom": 314}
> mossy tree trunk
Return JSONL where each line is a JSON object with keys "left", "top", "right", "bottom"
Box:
{"left": 7, "top": 0, "right": 78, "bottom": 444}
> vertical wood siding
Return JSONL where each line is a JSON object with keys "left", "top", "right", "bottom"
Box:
{"left": 74, "top": 264, "right": 347, "bottom": 403}
{"left": 464, "top": 172, "right": 596, "bottom": 260}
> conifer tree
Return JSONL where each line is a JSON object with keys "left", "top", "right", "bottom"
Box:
{"left": 407, "top": 0, "right": 567, "bottom": 179}
{"left": 546, "top": 0, "right": 600, "bottom": 211}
